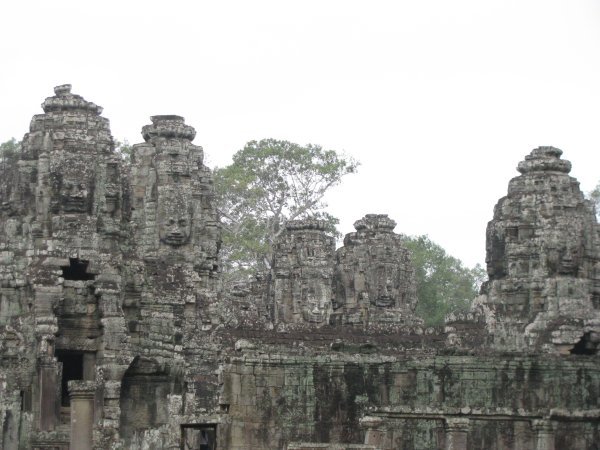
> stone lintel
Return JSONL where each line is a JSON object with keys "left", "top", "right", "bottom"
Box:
{"left": 38, "top": 355, "right": 58, "bottom": 368}
{"left": 531, "top": 419, "right": 555, "bottom": 433}
{"left": 444, "top": 417, "right": 470, "bottom": 432}
{"left": 359, "top": 415, "right": 384, "bottom": 429}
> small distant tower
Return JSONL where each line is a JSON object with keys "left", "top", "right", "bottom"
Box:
{"left": 333, "top": 214, "right": 418, "bottom": 326}
{"left": 270, "top": 219, "right": 336, "bottom": 325}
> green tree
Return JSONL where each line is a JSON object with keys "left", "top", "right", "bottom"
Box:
{"left": 590, "top": 181, "right": 600, "bottom": 218}
{"left": 402, "top": 235, "right": 486, "bottom": 326}
{"left": 0, "top": 138, "right": 20, "bottom": 173}
{"left": 0, "top": 139, "right": 21, "bottom": 208}
{"left": 0, "top": 138, "right": 19, "bottom": 160}
{"left": 114, "top": 139, "right": 132, "bottom": 161}
{"left": 214, "top": 138, "right": 358, "bottom": 281}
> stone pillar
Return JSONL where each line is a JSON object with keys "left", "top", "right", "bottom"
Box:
{"left": 38, "top": 355, "right": 58, "bottom": 431}
{"left": 360, "top": 415, "right": 386, "bottom": 447}
{"left": 445, "top": 417, "right": 469, "bottom": 450}
{"left": 68, "top": 381, "right": 96, "bottom": 450}
{"left": 101, "top": 380, "right": 121, "bottom": 431}
{"left": 532, "top": 419, "right": 555, "bottom": 450}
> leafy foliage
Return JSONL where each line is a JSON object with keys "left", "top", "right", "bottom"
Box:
{"left": 0, "top": 138, "right": 19, "bottom": 161}
{"left": 114, "top": 139, "right": 132, "bottom": 161}
{"left": 0, "top": 138, "right": 20, "bottom": 174}
{"left": 590, "top": 181, "right": 600, "bottom": 219}
{"left": 402, "top": 235, "right": 486, "bottom": 326}
{"left": 0, "top": 139, "right": 21, "bottom": 208}
{"left": 214, "top": 138, "right": 358, "bottom": 281}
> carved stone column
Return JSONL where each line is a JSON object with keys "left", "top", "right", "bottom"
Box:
{"left": 532, "top": 419, "right": 555, "bottom": 450}
{"left": 38, "top": 355, "right": 58, "bottom": 431}
{"left": 360, "top": 415, "right": 386, "bottom": 447}
{"left": 445, "top": 417, "right": 470, "bottom": 450}
{"left": 68, "top": 381, "right": 96, "bottom": 450}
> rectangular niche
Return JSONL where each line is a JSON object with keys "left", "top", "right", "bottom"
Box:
{"left": 180, "top": 424, "right": 217, "bottom": 450}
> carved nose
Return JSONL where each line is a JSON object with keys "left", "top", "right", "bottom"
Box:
{"left": 70, "top": 187, "right": 83, "bottom": 197}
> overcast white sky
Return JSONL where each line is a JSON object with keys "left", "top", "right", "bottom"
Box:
{"left": 1, "top": 0, "right": 599, "bottom": 268}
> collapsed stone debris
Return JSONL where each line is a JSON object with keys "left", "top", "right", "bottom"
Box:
{"left": 0, "top": 85, "right": 598, "bottom": 450}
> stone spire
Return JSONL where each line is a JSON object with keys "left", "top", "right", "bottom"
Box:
{"left": 15, "top": 84, "right": 115, "bottom": 221}
{"left": 141, "top": 115, "right": 196, "bottom": 142}
{"left": 124, "top": 114, "right": 219, "bottom": 370}
{"left": 332, "top": 214, "right": 419, "bottom": 326}
{"left": 41, "top": 84, "right": 104, "bottom": 115}
{"left": 482, "top": 146, "right": 600, "bottom": 353}
{"left": 0, "top": 85, "right": 131, "bottom": 449}
{"left": 271, "top": 219, "right": 336, "bottom": 326}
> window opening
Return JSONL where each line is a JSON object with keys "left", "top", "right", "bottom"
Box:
{"left": 570, "top": 332, "right": 598, "bottom": 356}
{"left": 61, "top": 258, "right": 95, "bottom": 281}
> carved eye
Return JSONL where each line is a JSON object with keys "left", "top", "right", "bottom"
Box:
{"left": 179, "top": 219, "right": 187, "bottom": 227}
{"left": 168, "top": 219, "right": 176, "bottom": 225}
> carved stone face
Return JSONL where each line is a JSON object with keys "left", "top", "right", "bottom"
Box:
{"left": 160, "top": 215, "right": 191, "bottom": 246}
{"left": 60, "top": 178, "right": 90, "bottom": 212}
{"left": 370, "top": 264, "right": 398, "bottom": 308}
{"left": 302, "top": 286, "right": 329, "bottom": 323}
{"left": 157, "top": 190, "right": 192, "bottom": 247}
{"left": 558, "top": 247, "right": 579, "bottom": 276}
{"left": 50, "top": 158, "right": 93, "bottom": 214}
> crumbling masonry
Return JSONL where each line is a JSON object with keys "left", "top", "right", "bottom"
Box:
{"left": 0, "top": 86, "right": 599, "bottom": 450}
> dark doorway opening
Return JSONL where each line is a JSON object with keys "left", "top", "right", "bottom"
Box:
{"left": 181, "top": 425, "right": 217, "bottom": 450}
{"left": 570, "top": 332, "right": 598, "bottom": 356}
{"left": 56, "top": 351, "right": 84, "bottom": 406}
{"left": 61, "top": 258, "right": 95, "bottom": 281}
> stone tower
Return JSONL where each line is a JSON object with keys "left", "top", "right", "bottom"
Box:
{"left": 482, "top": 146, "right": 600, "bottom": 353}
{"left": 0, "top": 84, "right": 130, "bottom": 449}
{"left": 119, "top": 115, "right": 220, "bottom": 445}
{"left": 271, "top": 219, "right": 336, "bottom": 325}
{"left": 332, "top": 214, "right": 418, "bottom": 326}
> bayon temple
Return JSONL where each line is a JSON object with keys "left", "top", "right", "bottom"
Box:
{"left": 0, "top": 85, "right": 599, "bottom": 450}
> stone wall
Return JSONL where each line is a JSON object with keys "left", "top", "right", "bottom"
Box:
{"left": 218, "top": 350, "right": 600, "bottom": 449}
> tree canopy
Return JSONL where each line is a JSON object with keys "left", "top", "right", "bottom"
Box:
{"left": 0, "top": 138, "right": 20, "bottom": 177}
{"left": 114, "top": 139, "right": 132, "bottom": 161}
{"left": 0, "top": 138, "right": 19, "bottom": 161}
{"left": 402, "top": 235, "right": 486, "bottom": 326}
{"left": 591, "top": 181, "right": 600, "bottom": 218}
{"left": 214, "top": 138, "right": 358, "bottom": 281}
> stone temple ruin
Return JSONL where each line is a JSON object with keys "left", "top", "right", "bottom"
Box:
{"left": 0, "top": 85, "right": 599, "bottom": 450}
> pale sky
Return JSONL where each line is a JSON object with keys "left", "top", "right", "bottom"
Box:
{"left": 1, "top": 0, "right": 599, "bottom": 268}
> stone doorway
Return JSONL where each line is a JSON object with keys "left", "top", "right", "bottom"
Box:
{"left": 180, "top": 425, "right": 217, "bottom": 450}
{"left": 55, "top": 350, "right": 95, "bottom": 424}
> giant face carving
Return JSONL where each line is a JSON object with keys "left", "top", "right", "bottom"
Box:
{"left": 370, "top": 263, "right": 399, "bottom": 308}
{"left": 301, "top": 284, "right": 330, "bottom": 324}
{"left": 50, "top": 157, "right": 93, "bottom": 214}
{"left": 60, "top": 178, "right": 90, "bottom": 212}
{"left": 157, "top": 189, "right": 192, "bottom": 247}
